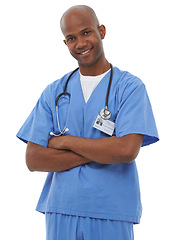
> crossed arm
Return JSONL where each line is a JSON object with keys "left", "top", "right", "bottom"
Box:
{"left": 26, "top": 134, "right": 144, "bottom": 172}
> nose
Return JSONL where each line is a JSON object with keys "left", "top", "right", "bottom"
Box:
{"left": 75, "top": 36, "right": 87, "bottom": 49}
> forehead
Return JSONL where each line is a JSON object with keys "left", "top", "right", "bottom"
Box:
{"left": 61, "top": 9, "right": 97, "bottom": 37}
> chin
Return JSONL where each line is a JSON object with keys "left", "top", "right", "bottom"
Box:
{"left": 78, "top": 57, "right": 100, "bottom": 68}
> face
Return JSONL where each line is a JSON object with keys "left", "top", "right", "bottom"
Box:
{"left": 61, "top": 10, "right": 106, "bottom": 68}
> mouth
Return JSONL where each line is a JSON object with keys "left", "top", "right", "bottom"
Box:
{"left": 77, "top": 48, "right": 93, "bottom": 56}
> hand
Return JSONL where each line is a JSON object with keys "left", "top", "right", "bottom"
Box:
{"left": 48, "top": 135, "right": 72, "bottom": 150}
{"left": 48, "top": 136, "right": 57, "bottom": 149}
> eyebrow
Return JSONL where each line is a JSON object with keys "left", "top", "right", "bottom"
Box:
{"left": 65, "top": 27, "right": 92, "bottom": 39}
{"left": 65, "top": 34, "right": 74, "bottom": 39}
{"left": 80, "top": 27, "right": 91, "bottom": 33}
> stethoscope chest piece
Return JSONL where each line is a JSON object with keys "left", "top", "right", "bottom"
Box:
{"left": 100, "top": 108, "right": 111, "bottom": 120}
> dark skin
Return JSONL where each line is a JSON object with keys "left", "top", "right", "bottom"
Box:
{"left": 26, "top": 6, "right": 144, "bottom": 172}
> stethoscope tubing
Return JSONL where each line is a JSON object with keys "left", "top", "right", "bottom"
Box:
{"left": 55, "top": 63, "right": 113, "bottom": 108}
{"left": 52, "top": 63, "right": 113, "bottom": 136}
{"left": 105, "top": 63, "right": 113, "bottom": 109}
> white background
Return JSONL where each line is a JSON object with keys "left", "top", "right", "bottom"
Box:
{"left": 0, "top": 0, "right": 176, "bottom": 239}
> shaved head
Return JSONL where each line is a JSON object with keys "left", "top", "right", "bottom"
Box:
{"left": 60, "top": 5, "right": 100, "bottom": 33}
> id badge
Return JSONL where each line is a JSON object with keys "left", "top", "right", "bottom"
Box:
{"left": 93, "top": 114, "right": 115, "bottom": 136}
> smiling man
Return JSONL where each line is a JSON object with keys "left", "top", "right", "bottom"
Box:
{"left": 17, "top": 5, "right": 159, "bottom": 240}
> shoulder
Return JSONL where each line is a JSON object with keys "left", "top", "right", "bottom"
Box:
{"left": 113, "top": 66, "right": 144, "bottom": 87}
{"left": 40, "top": 70, "right": 74, "bottom": 98}
{"left": 113, "top": 66, "right": 145, "bottom": 91}
{"left": 112, "top": 66, "right": 147, "bottom": 103}
{"left": 47, "top": 71, "right": 72, "bottom": 91}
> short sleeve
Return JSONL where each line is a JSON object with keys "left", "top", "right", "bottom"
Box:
{"left": 16, "top": 85, "right": 53, "bottom": 147}
{"left": 115, "top": 78, "right": 159, "bottom": 147}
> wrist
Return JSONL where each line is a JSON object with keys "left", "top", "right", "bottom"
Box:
{"left": 62, "top": 135, "right": 74, "bottom": 150}
{"left": 64, "top": 135, "right": 80, "bottom": 152}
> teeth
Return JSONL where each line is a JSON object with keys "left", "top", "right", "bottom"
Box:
{"left": 80, "top": 49, "right": 91, "bottom": 55}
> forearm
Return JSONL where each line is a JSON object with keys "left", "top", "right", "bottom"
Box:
{"left": 26, "top": 142, "right": 90, "bottom": 172}
{"left": 65, "top": 136, "right": 133, "bottom": 164}
{"left": 50, "top": 134, "right": 144, "bottom": 164}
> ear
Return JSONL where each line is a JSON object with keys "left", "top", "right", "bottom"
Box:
{"left": 98, "top": 25, "right": 106, "bottom": 39}
{"left": 63, "top": 39, "right": 67, "bottom": 45}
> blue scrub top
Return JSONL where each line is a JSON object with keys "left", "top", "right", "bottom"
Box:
{"left": 17, "top": 67, "right": 159, "bottom": 223}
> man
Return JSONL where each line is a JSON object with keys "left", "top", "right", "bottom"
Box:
{"left": 17, "top": 5, "right": 159, "bottom": 240}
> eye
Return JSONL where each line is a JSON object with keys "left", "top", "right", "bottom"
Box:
{"left": 84, "top": 31, "right": 91, "bottom": 36}
{"left": 66, "top": 37, "right": 75, "bottom": 43}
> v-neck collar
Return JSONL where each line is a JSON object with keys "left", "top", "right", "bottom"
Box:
{"left": 76, "top": 70, "right": 112, "bottom": 106}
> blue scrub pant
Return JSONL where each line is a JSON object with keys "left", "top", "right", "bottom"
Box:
{"left": 45, "top": 213, "right": 134, "bottom": 240}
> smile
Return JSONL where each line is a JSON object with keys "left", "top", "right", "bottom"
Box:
{"left": 78, "top": 48, "right": 92, "bottom": 55}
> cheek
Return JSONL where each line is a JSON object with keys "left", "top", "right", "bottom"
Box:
{"left": 93, "top": 39, "right": 103, "bottom": 55}
{"left": 65, "top": 41, "right": 74, "bottom": 51}
{"left": 67, "top": 46, "right": 79, "bottom": 60}
{"left": 67, "top": 44, "right": 73, "bottom": 53}
{"left": 92, "top": 34, "right": 103, "bottom": 48}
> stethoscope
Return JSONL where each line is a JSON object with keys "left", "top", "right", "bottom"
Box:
{"left": 50, "top": 63, "right": 113, "bottom": 136}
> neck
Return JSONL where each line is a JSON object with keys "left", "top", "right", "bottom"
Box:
{"left": 79, "top": 58, "right": 110, "bottom": 76}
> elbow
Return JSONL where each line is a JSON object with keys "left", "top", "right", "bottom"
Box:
{"left": 26, "top": 142, "right": 48, "bottom": 172}
{"left": 116, "top": 153, "right": 136, "bottom": 164}
{"left": 26, "top": 144, "right": 37, "bottom": 172}
{"left": 26, "top": 163, "right": 35, "bottom": 172}
{"left": 26, "top": 153, "right": 35, "bottom": 172}
{"left": 112, "top": 148, "right": 139, "bottom": 164}
{"left": 111, "top": 134, "right": 143, "bottom": 164}
{"left": 121, "top": 148, "right": 140, "bottom": 164}
{"left": 124, "top": 152, "right": 137, "bottom": 164}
